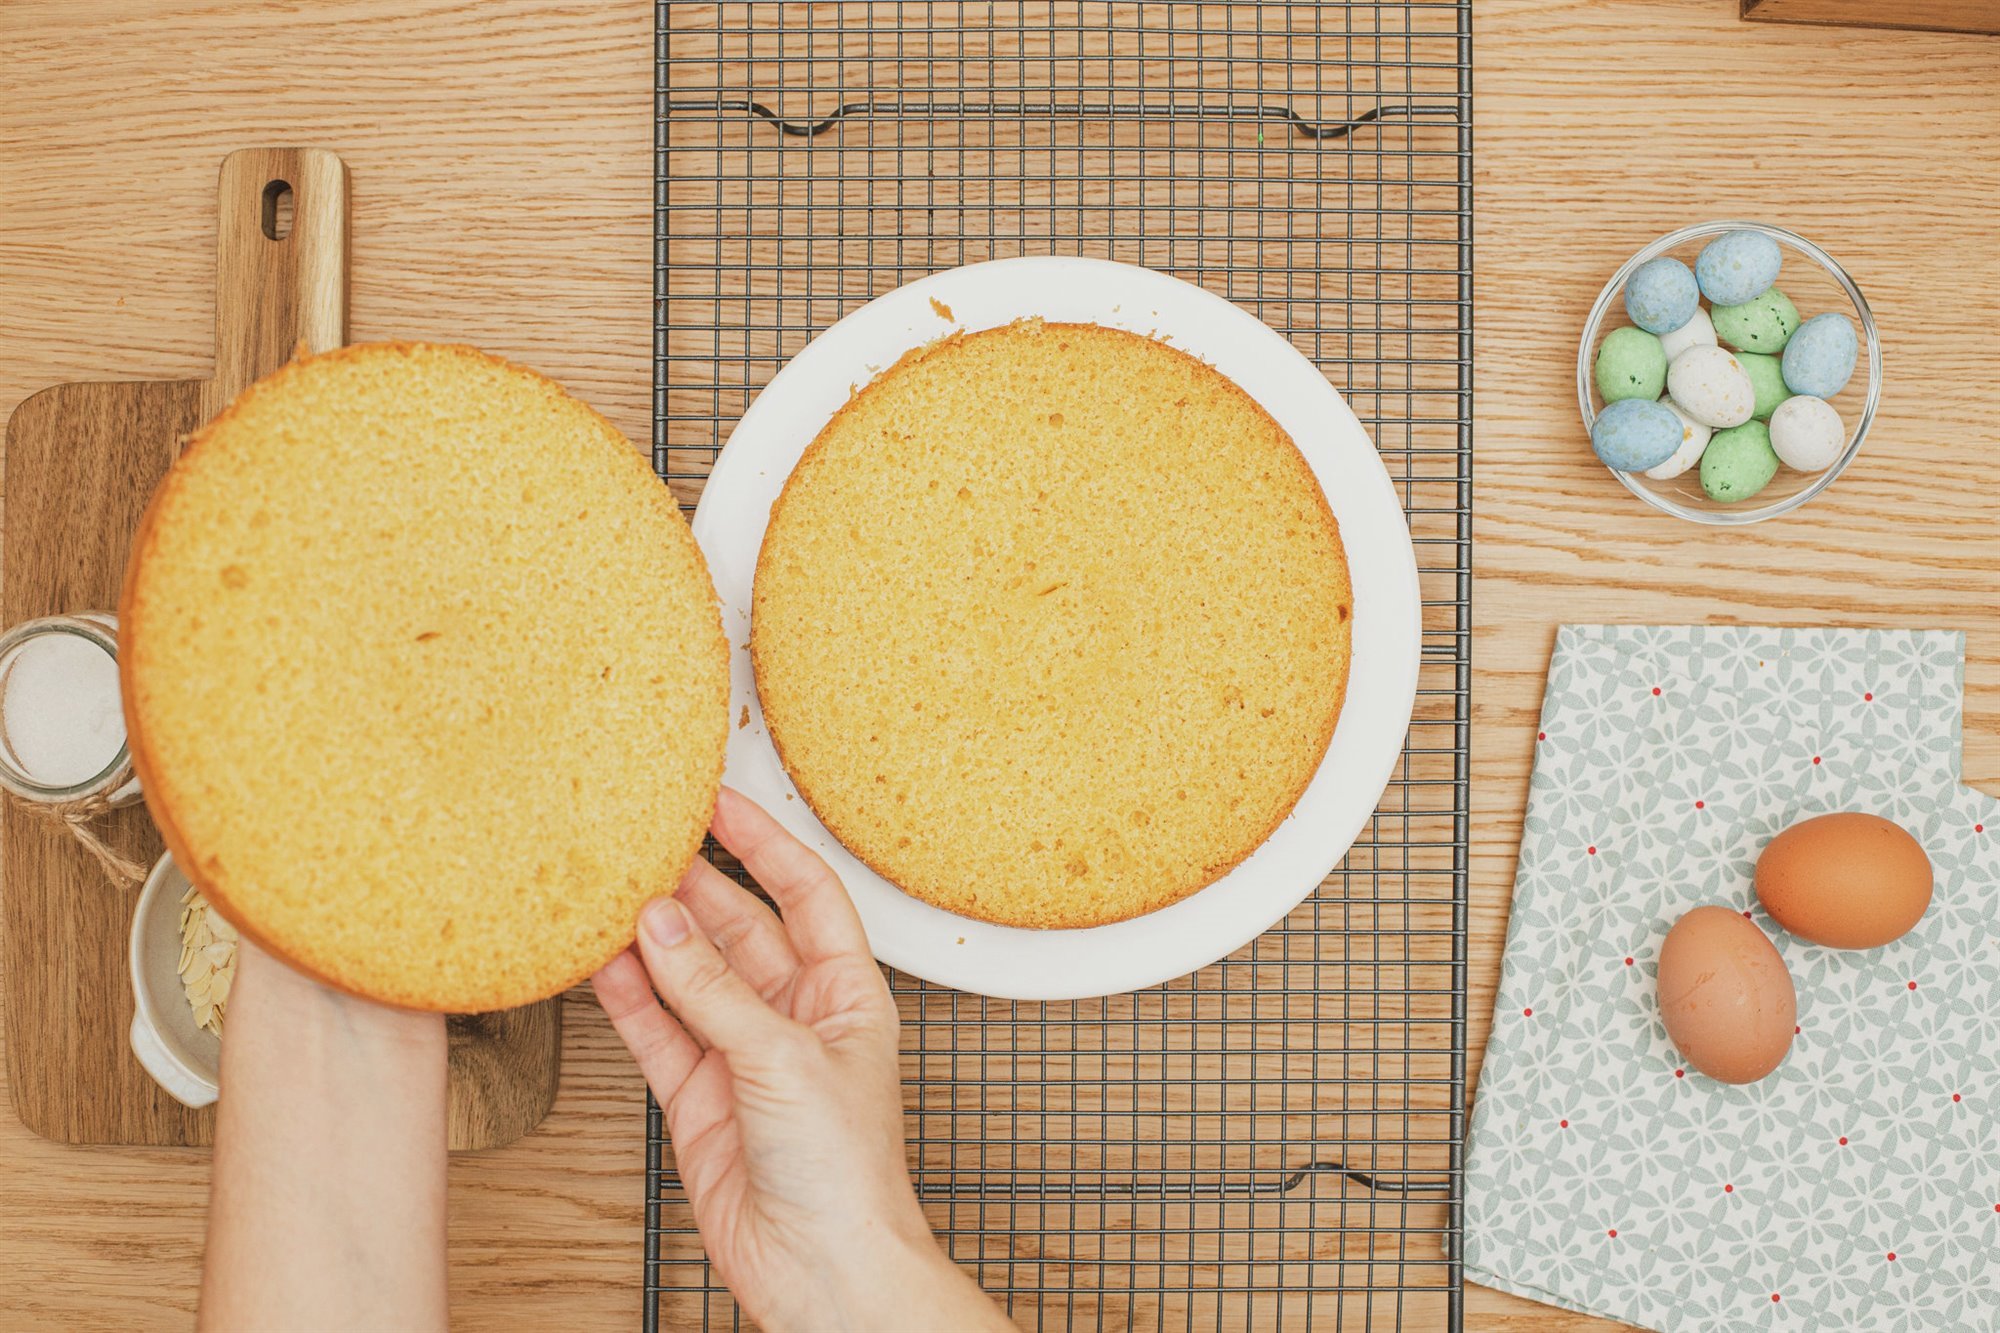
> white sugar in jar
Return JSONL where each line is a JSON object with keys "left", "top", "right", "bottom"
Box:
{"left": 0, "top": 613, "right": 141, "bottom": 806}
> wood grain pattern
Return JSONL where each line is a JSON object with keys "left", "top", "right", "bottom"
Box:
{"left": 1467, "top": 5, "right": 2000, "bottom": 1330}
{"left": 3, "top": 146, "right": 561, "bottom": 1154}
{"left": 1, "top": 0, "right": 1997, "bottom": 1330}
{"left": 3, "top": 380, "right": 205, "bottom": 1146}
{"left": 207, "top": 148, "right": 350, "bottom": 414}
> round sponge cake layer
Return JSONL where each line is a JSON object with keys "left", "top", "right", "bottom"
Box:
{"left": 123, "top": 343, "right": 729, "bottom": 1011}
{"left": 752, "top": 320, "right": 1351, "bottom": 929}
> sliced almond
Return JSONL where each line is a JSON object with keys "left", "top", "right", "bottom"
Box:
{"left": 173, "top": 891, "right": 233, "bottom": 1036}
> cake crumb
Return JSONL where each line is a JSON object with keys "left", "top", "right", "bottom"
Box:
{"left": 929, "top": 296, "right": 955, "bottom": 321}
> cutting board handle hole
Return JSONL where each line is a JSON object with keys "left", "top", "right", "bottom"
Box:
{"left": 260, "top": 180, "right": 294, "bottom": 241}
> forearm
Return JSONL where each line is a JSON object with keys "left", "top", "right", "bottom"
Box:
{"left": 199, "top": 941, "right": 449, "bottom": 1333}
{"left": 764, "top": 1210, "right": 1014, "bottom": 1333}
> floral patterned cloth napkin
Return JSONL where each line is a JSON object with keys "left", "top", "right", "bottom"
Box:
{"left": 1465, "top": 626, "right": 1999, "bottom": 1332}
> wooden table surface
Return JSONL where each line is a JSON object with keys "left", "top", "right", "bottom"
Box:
{"left": 4, "top": 2, "right": 1997, "bottom": 1329}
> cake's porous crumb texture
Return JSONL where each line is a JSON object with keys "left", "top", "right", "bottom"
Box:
{"left": 122, "top": 343, "right": 730, "bottom": 1011}
{"left": 752, "top": 320, "right": 1351, "bottom": 929}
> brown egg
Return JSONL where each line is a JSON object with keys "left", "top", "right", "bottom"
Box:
{"left": 1657, "top": 906, "right": 1796, "bottom": 1084}
{"left": 1755, "top": 813, "right": 1932, "bottom": 950}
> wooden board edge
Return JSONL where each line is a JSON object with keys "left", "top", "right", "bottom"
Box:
{"left": 1742, "top": 0, "right": 2000, "bottom": 34}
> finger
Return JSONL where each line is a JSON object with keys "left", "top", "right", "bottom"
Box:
{"left": 674, "top": 856, "right": 802, "bottom": 1006}
{"left": 657, "top": 1058, "right": 742, "bottom": 1199}
{"left": 591, "top": 948, "right": 702, "bottom": 1104}
{"left": 634, "top": 896, "right": 802, "bottom": 1058}
{"left": 710, "top": 786, "right": 870, "bottom": 963}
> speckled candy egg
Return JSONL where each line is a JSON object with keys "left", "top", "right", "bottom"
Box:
{"left": 1768, "top": 394, "right": 1845, "bottom": 472}
{"left": 1623, "top": 257, "right": 1700, "bottom": 335}
{"left": 1666, "top": 345, "right": 1755, "bottom": 428}
{"left": 1701, "top": 420, "right": 1780, "bottom": 502}
{"left": 1696, "top": 229, "right": 1782, "bottom": 306}
{"left": 1782, "top": 312, "right": 1859, "bottom": 399}
{"left": 1644, "top": 398, "right": 1712, "bottom": 481}
{"left": 1658, "top": 306, "right": 1718, "bottom": 364}
{"left": 1594, "top": 326, "right": 1668, "bottom": 403}
{"left": 1591, "top": 397, "right": 1683, "bottom": 473}
{"left": 1712, "top": 288, "right": 1800, "bottom": 355}
{"left": 1736, "top": 352, "right": 1793, "bottom": 420}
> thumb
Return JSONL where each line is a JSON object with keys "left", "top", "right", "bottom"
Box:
{"left": 634, "top": 896, "right": 800, "bottom": 1059}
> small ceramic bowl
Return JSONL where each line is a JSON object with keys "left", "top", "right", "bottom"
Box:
{"left": 129, "top": 852, "right": 219, "bottom": 1107}
{"left": 1577, "top": 221, "right": 1881, "bottom": 525}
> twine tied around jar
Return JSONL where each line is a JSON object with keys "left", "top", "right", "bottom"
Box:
{"left": 8, "top": 787, "right": 147, "bottom": 888}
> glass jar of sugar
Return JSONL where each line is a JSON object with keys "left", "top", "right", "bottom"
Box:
{"left": 0, "top": 613, "right": 141, "bottom": 807}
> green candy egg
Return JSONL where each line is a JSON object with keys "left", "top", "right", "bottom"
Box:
{"left": 1594, "top": 326, "right": 1668, "bottom": 403}
{"left": 1700, "top": 420, "right": 1780, "bottom": 503}
{"left": 1736, "top": 352, "right": 1793, "bottom": 420}
{"left": 1711, "top": 288, "right": 1800, "bottom": 354}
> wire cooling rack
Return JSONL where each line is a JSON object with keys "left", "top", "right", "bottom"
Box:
{"left": 650, "top": 4, "right": 1470, "bottom": 1328}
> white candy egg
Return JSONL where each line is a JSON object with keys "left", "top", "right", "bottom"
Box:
{"left": 1667, "top": 345, "right": 1755, "bottom": 428}
{"left": 1644, "top": 398, "right": 1714, "bottom": 480}
{"left": 1658, "top": 307, "right": 1719, "bottom": 364}
{"left": 1768, "top": 394, "right": 1845, "bottom": 472}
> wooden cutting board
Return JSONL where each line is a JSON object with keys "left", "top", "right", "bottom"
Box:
{"left": 2, "top": 148, "right": 561, "bottom": 1149}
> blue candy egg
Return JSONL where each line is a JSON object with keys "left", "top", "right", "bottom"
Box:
{"left": 1590, "top": 397, "right": 1683, "bottom": 472}
{"left": 1623, "top": 257, "right": 1700, "bottom": 335}
{"left": 1781, "top": 312, "right": 1859, "bottom": 399}
{"left": 1695, "top": 230, "right": 1782, "bottom": 306}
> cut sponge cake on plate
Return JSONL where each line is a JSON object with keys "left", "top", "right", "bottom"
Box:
{"left": 122, "top": 343, "right": 730, "bottom": 1011}
{"left": 752, "top": 319, "right": 1352, "bottom": 930}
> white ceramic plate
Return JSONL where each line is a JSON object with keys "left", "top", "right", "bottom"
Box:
{"left": 692, "top": 257, "right": 1420, "bottom": 1000}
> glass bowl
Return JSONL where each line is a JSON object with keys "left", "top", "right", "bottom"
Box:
{"left": 1577, "top": 221, "right": 1881, "bottom": 525}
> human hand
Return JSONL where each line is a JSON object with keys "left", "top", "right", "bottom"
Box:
{"left": 593, "top": 788, "right": 1008, "bottom": 1333}
{"left": 232, "top": 934, "right": 445, "bottom": 1042}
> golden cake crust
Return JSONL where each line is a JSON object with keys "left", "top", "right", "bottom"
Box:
{"left": 122, "top": 342, "right": 730, "bottom": 1011}
{"left": 751, "top": 320, "right": 1351, "bottom": 929}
